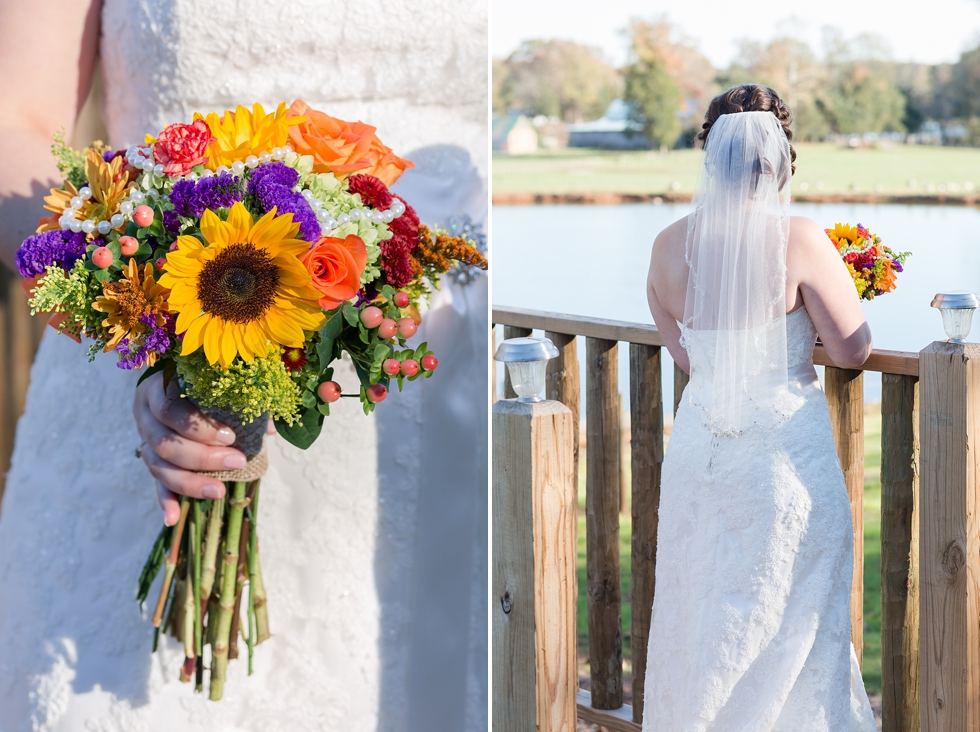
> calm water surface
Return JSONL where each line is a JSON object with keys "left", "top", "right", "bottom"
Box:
{"left": 493, "top": 202, "right": 980, "bottom": 404}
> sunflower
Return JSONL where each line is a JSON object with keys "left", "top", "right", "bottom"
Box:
{"left": 192, "top": 102, "right": 305, "bottom": 171}
{"left": 92, "top": 259, "right": 170, "bottom": 356}
{"left": 159, "top": 202, "right": 326, "bottom": 368}
{"left": 40, "top": 150, "right": 133, "bottom": 235}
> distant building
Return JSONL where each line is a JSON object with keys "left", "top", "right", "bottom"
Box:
{"left": 492, "top": 115, "right": 538, "bottom": 154}
{"left": 567, "top": 99, "right": 648, "bottom": 150}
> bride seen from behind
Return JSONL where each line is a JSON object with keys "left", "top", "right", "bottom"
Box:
{"left": 0, "top": 1, "right": 487, "bottom": 730}
{"left": 643, "top": 84, "right": 877, "bottom": 729}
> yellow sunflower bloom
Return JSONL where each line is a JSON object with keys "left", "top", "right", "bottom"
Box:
{"left": 193, "top": 102, "right": 305, "bottom": 170}
{"left": 159, "top": 202, "right": 326, "bottom": 368}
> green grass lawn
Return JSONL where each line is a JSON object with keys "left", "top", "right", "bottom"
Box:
{"left": 494, "top": 143, "right": 980, "bottom": 198}
{"left": 575, "top": 402, "right": 885, "bottom": 696}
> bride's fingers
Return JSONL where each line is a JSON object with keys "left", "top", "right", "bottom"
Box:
{"left": 142, "top": 375, "right": 236, "bottom": 447}
{"left": 142, "top": 448, "right": 227, "bottom": 502}
{"left": 140, "top": 414, "right": 246, "bottom": 473}
{"left": 156, "top": 480, "right": 181, "bottom": 526}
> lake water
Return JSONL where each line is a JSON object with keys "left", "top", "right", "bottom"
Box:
{"left": 492, "top": 202, "right": 980, "bottom": 406}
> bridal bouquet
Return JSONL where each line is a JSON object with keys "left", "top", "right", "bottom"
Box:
{"left": 825, "top": 222, "right": 909, "bottom": 300}
{"left": 16, "top": 101, "right": 486, "bottom": 700}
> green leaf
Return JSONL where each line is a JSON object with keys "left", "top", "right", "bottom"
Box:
{"left": 274, "top": 406, "right": 324, "bottom": 450}
{"left": 381, "top": 284, "right": 395, "bottom": 302}
{"left": 373, "top": 343, "right": 390, "bottom": 362}
{"left": 136, "top": 524, "right": 173, "bottom": 606}
{"left": 317, "top": 311, "right": 344, "bottom": 367}
{"left": 316, "top": 402, "right": 331, "bottom": 417}
{"left": 94, "top": 268, "right": 111, "bottom": 282}
{"left": 342, "top": 302, "right": 360, "bottom": 328}
{"left": 301, "top": 389, "right": 316, "bottom": 409}
{"left": 107, "top": 240, "right": 122, "bottom": 259}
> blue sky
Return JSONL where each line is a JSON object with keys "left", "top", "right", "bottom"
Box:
{"left": 492, "top": 0, "right": 980, "bottom": 67}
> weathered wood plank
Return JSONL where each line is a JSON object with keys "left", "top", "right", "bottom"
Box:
{"left": 502, "top": 326, "right": 532, "bottom": 399}
{"left": 492, "top": 306, "right": 918, "bottom": 376}
{"left": 585, "top": 337, "right": 623, "bottom": 709}
{"left": 918, "top": 342, "right": 980, "bottom": 732}
{"left": 826, "top": 366, "right": 865, "bottom": 668}
{"left": 673, "top": 362, "right": 689, "bottom": 418}
{"left": 880, "top": 373, "right": 920, "bottom": 732}
{"left": 619, "top": 395, "right": 629, "bottom": 515}
{"left": 545, "top": 331, "right": 580, "bottom": 483}
{"left": 492, "top": 399, "right": 577, "bottom": 732}
{"left": 577, "top": 690, "right": 641, "bottom": 732}
{"left": 628, "top": 343, "right": 663, "bottom": 723}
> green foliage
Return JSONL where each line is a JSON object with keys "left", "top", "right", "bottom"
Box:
{"left": 819, "top": 63, "right": 907, "bottom": 135}
{"left": 176, "top": 345, "right": 302, "bottom": 424}
{"left": 51, "top": 128, "right": 87, "bottom": 190}
{"left": 623, "top": 21, "right": 682, "bottom": 150}
{"left": 28, "top": 260, "right": 104, "bottom": 337}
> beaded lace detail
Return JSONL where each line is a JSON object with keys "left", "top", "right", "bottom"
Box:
{"left": 643, "top": 306, "right": 878, "bottom": 731}
{"left": 0, "top": 1, "right": 488, "bottom": 730}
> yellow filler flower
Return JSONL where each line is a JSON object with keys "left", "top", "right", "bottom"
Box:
{"left": 193, "top": 102, "right": 304, "bottom": 170}
{"left": 160, "top": 202, "right": 326, "bottom": 368}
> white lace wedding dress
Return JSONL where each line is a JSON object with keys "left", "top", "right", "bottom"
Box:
{"left": 642, "top": 307, "right": 878, "bottom": 731}
{"left": 0, "top": 1, "right": 487, "bottom": 731}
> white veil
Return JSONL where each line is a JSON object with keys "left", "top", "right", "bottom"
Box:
{"left": 682, "top": 111, "right": 793, "bottom": 435}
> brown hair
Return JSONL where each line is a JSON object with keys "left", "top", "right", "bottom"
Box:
{"left": 697, "top": 85, "right": 796, "bottom": 175}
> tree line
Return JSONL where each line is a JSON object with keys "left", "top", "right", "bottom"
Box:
{"left": 493, "top": 19, "right": 980, "bottom": 149}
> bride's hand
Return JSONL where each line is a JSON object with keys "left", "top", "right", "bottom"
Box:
{"left": 133, "top": 370, "right": 247, "bottom": 526}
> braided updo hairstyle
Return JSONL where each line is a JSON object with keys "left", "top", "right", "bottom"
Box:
{"left": 697, "top": 84, "right": 796, "bottom": 175}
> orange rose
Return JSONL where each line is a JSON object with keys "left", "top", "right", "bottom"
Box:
{"left": 302, "top": 234, "right": 368, "bottom": 310}
{"left": 287, "top": 100, "right": 414, "bottom": 186}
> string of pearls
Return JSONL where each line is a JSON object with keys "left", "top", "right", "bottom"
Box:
{"left": 301, "top": 189, "right": 407, "bottom": 237}
{"left": 124, "top": 144, "right": 297, "bottom": 181}
{"left": 58, "top": 185, "right": 160, "bottom": 234}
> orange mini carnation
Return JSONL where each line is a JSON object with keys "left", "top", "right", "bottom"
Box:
{"left": 287, "top": 100, "right": 414, "bottom": 186}
{"left": 302, "top": 234, "right": 368, "bottom": 310}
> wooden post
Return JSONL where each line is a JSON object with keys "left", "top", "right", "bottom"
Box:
{"left": 629, "top": 344, "right": 663, "bottom": 723}
{"left": 619, "top": 395, "right": 630, "bottom": 515}
{"left": 545, "top": 331, "right": 580, "bottom": 483}
{"left": 880, "top": 373, "right": 919, "bottom": 732}
{"left": 503, "top": 326, "right": 532, "bottom": 399}
{"left": 672, "top": 361, "right": 689, "bottom": 418}
{"left": 825, "top": 366, "right": 865, "bottom": 668}
{"left": 585, "top": 337, "right": 623, "bottom": 709}
{"left": 492, "top": 399, "right": 577, "bottom": 732}
{"left": 918, "top": 342, "right": 980, "bottom": 732}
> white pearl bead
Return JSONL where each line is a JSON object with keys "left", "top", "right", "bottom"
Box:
{"left": 59, "top": 217, "right": 71, "bottom": 229}
{"left": 283, "top": 144, "right": 293, "bottom": 155}
{"left": 120, "top": 201, "right": 134, "bottom": 215}
{"left": 130, "top": 190, "right": 145, "bottom": 204}
{"left": 245, "top": 155, "right": 259, "bottom": 169}
{"left": 69, "top": 220, "right": 83, "bottom": 233}
{"left": 141, "top": 159, "right": 155, "bottom": 173}
{"left": 200, "top": 169, "right": 214, "bottom": 178}
{"left": 79, "top": 187, "right": 93, "bottom": 200}
{"left": 337, "top": 213, "right": 350, "bottom": 225}
{"left": 231, "top": 161, "right": 245, "bottom": 175}
{"left": 323, "top": 217, "right": 337, "bottom": 230}
{"left": 217, "top": 165, "right": 230, "bottom": 176}
{"left": 126, "top": 146, "right": 138, "bottom": 157}
{"left": 81, "top": 220, "right": 96, "bottom": 234}
{"left": 315, "top": 208, "right": 329, "bottom": 222}
{"left": 69, "top": 196, "right": 82, "bottom": 210}
{"left": 259, "top": 152, "right": 272, "bottom": 164}
{"left": 271, "top": 147, "right": 284, "bottom": 161}
{"left": 310, "top": 198, "right": 323, "bottom": 210}
{"left": 110, "top": 213, "right": 124, "bottom": 228}
{"left": 320, "top": 225, "right": 332, "bottom": 236}
{"left": 187, "top": 171, "right": 199, "bottom": 181}
{"left": 382, "top": 210, "right": 394, "bottom": 223}
{"left": 152, "top": 163, "right": 165, "bottom": 177}
{"left": 301, "top": 189, "right": 314, "bottom": 201}
{"left": 97, "top": 220, "right": 111, "bottom": 235}
{"left": 349, "top": 209, "right": 361, "bottom": 221}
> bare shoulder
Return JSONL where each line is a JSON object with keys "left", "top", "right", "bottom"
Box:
{"left": 787, "top": 215, "right": 838, "bottom": 264}
{"left": 652, "top": 214, "right": 691, "bottom": 257}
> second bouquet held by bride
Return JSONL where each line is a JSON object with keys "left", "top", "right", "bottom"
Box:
{"left": 15, "top": 101, "right": 487, "bottom": 700}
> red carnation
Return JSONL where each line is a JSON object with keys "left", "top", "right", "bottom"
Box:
{"left": 153, "top": 119, "right": 214, "bottom": 176}
{"left": 348, "top": 174, "right": 393, "bottom": 210}
{"left": 281, "top": 346, "right": 309, "bottom": 372}
{"left": 381, "top": 237, "right": 416, "bottom": 288}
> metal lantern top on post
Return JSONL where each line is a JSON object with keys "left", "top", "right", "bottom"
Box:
{"left": 493, "top": 336, "right": 559, "bottom": 402}
{"left": 930, "top": 291, "right": 979, "bottom": 343}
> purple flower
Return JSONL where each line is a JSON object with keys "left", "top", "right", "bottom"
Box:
{"left": 114, "top": 338, "right": 148, "bottom": 370}
{"left": 252, "top": 184, "right": 319, "bottom": 242}
{"left": 246, "top": 162, "right": 298, "bottom": 193}
{"left": 168, "top": 172, "right": 244, "bottom": 218}
{"left": 140, "top": 312, "right": 172, "bottom": 354}
{"left": 163, "top": 209, "right": 182, "bottom": 234}
{"left": 15, "top": 229, "right": 88, "bottom": 278}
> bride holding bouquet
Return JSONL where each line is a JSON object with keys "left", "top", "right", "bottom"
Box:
{"left": 0, "top": 1, "right": 488, "bottom": 730}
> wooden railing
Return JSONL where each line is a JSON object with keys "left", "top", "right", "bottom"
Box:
{"left": 491, "top": 305, "right": 978, "bottom": 732}
{"left": 0, "top": 264, "right": 47, "bottom": 506}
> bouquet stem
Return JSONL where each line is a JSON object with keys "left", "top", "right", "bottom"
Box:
{"left": 200, "top": 498, "right": 224, "bottom": 615}
{"left": 208, "top": 480, "right": 250, "bottom": 701}
{"left": 248, "top": 481, "right": 270, "bottom": 644}
{"left": 153, "top": 498, "right": 190, "bottom": 628}
{"left": 228, "top": 516, "right": 250, "bottom": 660}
